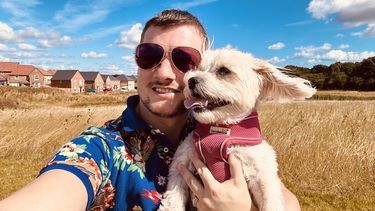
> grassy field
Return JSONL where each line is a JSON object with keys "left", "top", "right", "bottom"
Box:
{"left": 0, "top": 87, "right": 374, "bottom": 210}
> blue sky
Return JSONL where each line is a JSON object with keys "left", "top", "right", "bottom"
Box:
{"left": 0, "top": 0, "right": 374, "bottom": 75}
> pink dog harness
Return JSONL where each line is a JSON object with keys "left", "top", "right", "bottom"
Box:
{"left": 193, "top": 112, "right": 262, "bottom": 182}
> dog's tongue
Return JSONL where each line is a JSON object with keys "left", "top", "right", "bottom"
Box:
{"left": 184, "top": 98, "right": 208, "bottom": 109}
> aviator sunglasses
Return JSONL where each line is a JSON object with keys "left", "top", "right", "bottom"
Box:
{"left": 135, "top": 43, "right": 201, "bottom": 73}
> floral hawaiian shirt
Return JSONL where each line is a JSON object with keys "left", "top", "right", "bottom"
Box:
{"left": 40, "top": 95, "right": 194, "bottom": 211}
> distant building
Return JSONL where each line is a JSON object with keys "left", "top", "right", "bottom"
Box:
{"left": 115, "top": 74, "right": 136, "bottom": 90}
{"left": 0, "top": 62, "right": 20, "bottom": 86}
{"left": 0, "top": 74, "right": 7, "bottom": 86}
{"left": 39, "top": 69, "right": 57, "bottom": 87}
{"left": 127, "top": 75, "right": 137, "bottom": 89}
{"left": 0, "top": 62, "right": 19, "bottom": 76}
{"left": 101, "top": 74, "right": 121, "bottom": 90}
{"left": 81, "top": 71, "right": 104, "bottom": 92}
{"left": 51, "top": 70, "right": 85, "bottom": 93}
{"left": 7, "top": 65, "right": 44, "bottom": 87}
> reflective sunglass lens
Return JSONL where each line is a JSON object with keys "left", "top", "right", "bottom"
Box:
{"left": 172, "top": 47, "right": 201, "bottom": 72}
{"left": 135, "top": 43, "right": 164, "bottom": 69}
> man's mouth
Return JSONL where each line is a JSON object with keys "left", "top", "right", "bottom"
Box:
{"left": 152, "top": 87, "right": 179, "bottom": 94}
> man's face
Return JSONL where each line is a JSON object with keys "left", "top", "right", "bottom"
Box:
{"left": 137, "top": 25, "right": 204, "bottom": 118}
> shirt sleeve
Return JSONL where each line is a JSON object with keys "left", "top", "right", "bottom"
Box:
{"left": 39, "top": 126, "right": 124, "bottom": 209}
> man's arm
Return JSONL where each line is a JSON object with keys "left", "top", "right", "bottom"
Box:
{"left": 0, "top": 169, "right": 87, "bottom": 211}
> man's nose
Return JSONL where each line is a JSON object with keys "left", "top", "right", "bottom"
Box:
{"left": 155, "top": 56, "right": 177, "bottom": 80}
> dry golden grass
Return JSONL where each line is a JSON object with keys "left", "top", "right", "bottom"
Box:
{"left": 0, "top": 89, "right": 374, "bottom": 210}
{"left": 312, "top": 90, "right": 375, "bottom": 100}
{"left": 260, "top": 100, "right": 375, "bottom": 210}
{"left": 0, "top": 86, "right": 135, "bottom": 109}
{"left": 0, "top": 105, "right": 125, "bottom": 198}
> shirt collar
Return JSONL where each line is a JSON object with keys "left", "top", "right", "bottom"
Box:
{"left": 121, "top": 95, "right": 150, "bottom": 132}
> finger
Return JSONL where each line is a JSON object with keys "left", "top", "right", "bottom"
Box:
{"left": 177, "top": 163, "right": 204, "bottom": 198}
{"left": 188, "top": 150, "right": 218, "bottom": 188}
{"left": 228, "top": 153, "right": 246, "bottom": 184}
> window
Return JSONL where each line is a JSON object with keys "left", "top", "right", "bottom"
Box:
{"left": 34, "top": 74, "right": 39, "bottom": 80}
{"left": 15, "top": 75, "right": 19, "bottom": 80}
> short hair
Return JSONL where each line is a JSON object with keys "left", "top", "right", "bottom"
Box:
{"left": 140, "top": 9, "right": 209, "bottom": 50}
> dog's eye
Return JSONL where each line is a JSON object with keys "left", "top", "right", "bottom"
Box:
{"left": 217, "top": 67, "right": 231, "bottom": 76}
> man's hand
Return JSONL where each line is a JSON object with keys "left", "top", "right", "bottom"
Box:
{"left": 177, "top": 150, "right": 253, "bottom": 211}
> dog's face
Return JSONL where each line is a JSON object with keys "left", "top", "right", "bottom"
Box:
{"left": 184, "top": 49, "right": 316, "bottom": 125}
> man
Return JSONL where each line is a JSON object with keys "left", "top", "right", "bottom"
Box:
{"left": 0, "top": 9, "right": 300, "bottom": 211}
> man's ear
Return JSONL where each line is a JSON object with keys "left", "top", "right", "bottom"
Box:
{"left": 256, "top": 62, "right": 316, "bottom": 101}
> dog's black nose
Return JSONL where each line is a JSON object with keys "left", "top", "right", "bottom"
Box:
{"left": 188, "top": 77, "right": 199, "bottom": 89}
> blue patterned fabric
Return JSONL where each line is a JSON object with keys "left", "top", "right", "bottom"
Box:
{"left": 40, "top": 95, "right": 194, "bottom": 211}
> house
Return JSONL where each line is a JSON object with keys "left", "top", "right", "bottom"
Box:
{"left": 127, "top": 75, "right": 137, "bottom": 90}
{"left": 7, "top": 65, "right": 44, "bottom": 87}
{"left": 114, "top": 74, "right": 136, "bottom": 91}
{"left": 0, "top": 62, "right": 19, "bottom": 75}
{"left": 81, "top": 71, "right": 104, "bottom": 92}
{"left": 101, "top": 74, "right": 121, "bottom": 90}
{"left": 51, "top": 70, "right": 85, "bottom": 93}
{"left": 0, "top": 62, "right": 20, "bottom": 85}
{"left": 0, "top": 74, "right": 7, "bottom": 85}
{"left": 39, "top": 69, "right": 57, "bottom": 87}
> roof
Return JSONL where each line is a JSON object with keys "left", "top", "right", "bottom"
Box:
{"left": 102, "top": 74, "right": 120, "bottom": 81}
{"left": 127, "top": 75, "right": 137, "bottom": 81}
{"left": 81, "top": 71, "right": 101, "bottom": 82}
{"left": 0, "top": 62, "right": 20, "bottom": 73}
{"left": 39, "top": 69, "right": 56, "bottom": 76}
{"left": 51, "top": 70, "right": 80, "bottom": 80}
{"left": 9, "top": 65, "right": 38, "bottom": 76}
{"left": 115, "top": 74, "right": 134, "bottom": 82}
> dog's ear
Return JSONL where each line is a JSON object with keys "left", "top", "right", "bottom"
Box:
{"left": 256, "top": 62, "right": 316, "bottom": 101}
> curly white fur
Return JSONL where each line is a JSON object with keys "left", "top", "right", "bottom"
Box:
{"left": 158, "top": 48, "right": 316, "bottom": 211}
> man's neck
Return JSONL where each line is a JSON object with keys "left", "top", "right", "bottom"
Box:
{"left": 136, "top": 104, "right": 188, "bottom": 147}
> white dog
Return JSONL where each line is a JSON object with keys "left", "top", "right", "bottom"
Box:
{"left": 158, "top": 48, "right": 316, "bottom": 211}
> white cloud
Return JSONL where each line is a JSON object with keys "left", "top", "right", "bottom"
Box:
{"left": 320, "top": 49, "right": 375, "bottom": 62}
{"left": 117, "top": 23, "right": 142, "bottom": 49}
{"left": 17, "top": 43, "right": 37, "bottom": 50}
{"left": 0, "top": 0, "right": 40, "bottom": 18}
{"left": 0, "top": 21, "right": 74, "bottom": 48}
{"left": 38, "top": 35, "right": 73, "bottom": 48}
{"left": 268, "top": 42, "right": 285, "bottom": 50}
{"left": 293, "top": 43, "right": 332, "bottom": 58}
{"left": 6, "top": 51, "right": 35, "bottom": 59}
{"left": 335, "top": 33, "right": 344, "bottom": 37}
{"left": 0, "top": 43, "right": 16, "bottom": 51}
{"left": 352, "top": 24, "right": 375, "bottom": 37}
{"left": 0, "top": 55, "right": 10, "bottom": 61}
{"left": 0, "top": 22, "right": 15, "bottom": 41}
{"left": 223, "top": 44, "right": 234, "bottom": 49}
{"left": 307, "top": 58, "right": 322, "bottom": 64}
{"left": 17, "top": 27, "right": 43, "bottom": 39}
{"left": 267, "top": 56, "right": 286, "bottom": 64}
{"left": 53, "top": 0, "right": 134, "bottom": 32}
{"left": 169, "top": 0, "right": 218, "bottom": 10}
{"left": 121, "top": 55, "right": 133, "bottom": 62}
{"left": 81, "top": 51, "right": 108, "bottom": 59}
{"left": 338, "top": 44, "right": 350, "bottom": 49}
{"left": 0, "top": 43, "right": 8, "bottom": 51}
{"left": 99, "top": 63, "right": 125, "bottom": 74}
{"left": 308, "top": 0, "right": 375, "bottom": 37}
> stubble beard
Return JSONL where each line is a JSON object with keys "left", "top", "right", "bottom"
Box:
{"left": 141, "top": 97, "right": 187, "bottom": 118}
